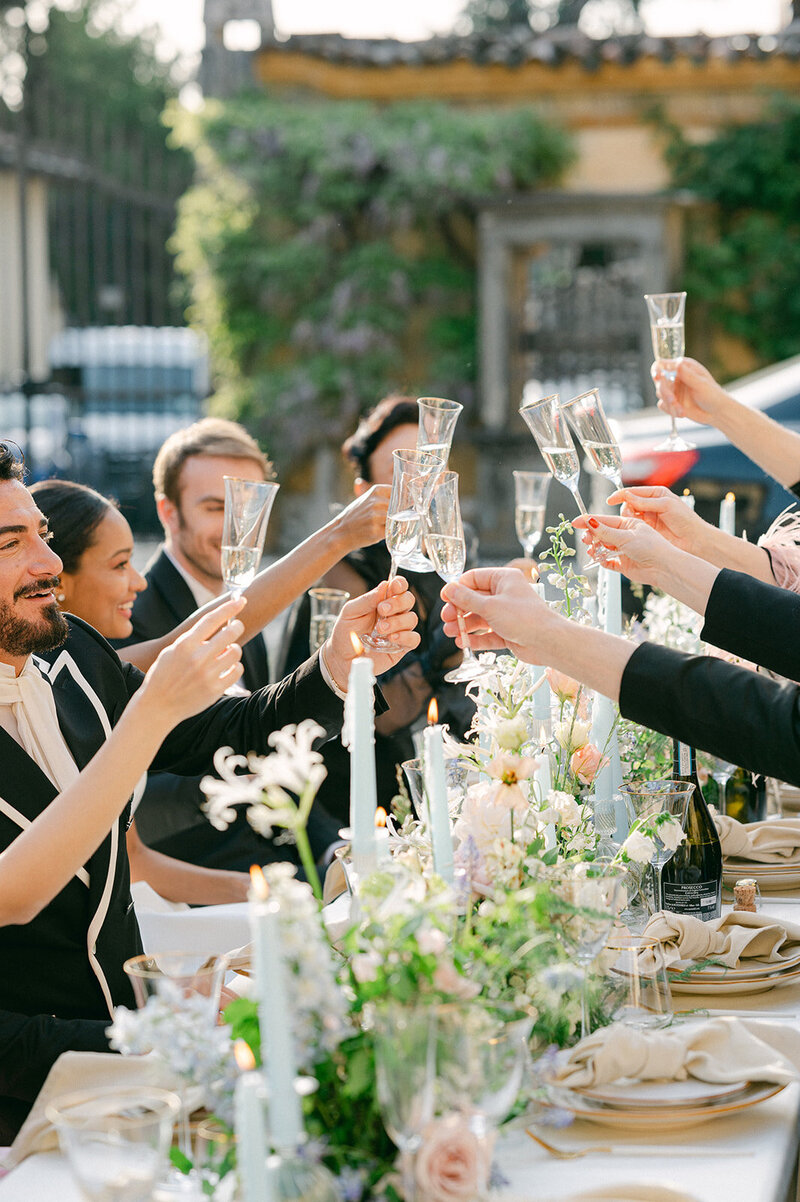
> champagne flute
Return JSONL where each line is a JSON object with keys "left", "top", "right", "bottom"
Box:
{"left": 425, "top": 470, "right": 493, "bottom": 684}
{"left": 372, "top": 1002, "right": 437, "bottom": 1202}
{"left": 644, "top": 291, "right": 695, "bottom": 453}
{"left": 222, "top": 477, "right": 280, "bottom": 598}
{"left": 560, "top": 388, "right": 623, "bottom": 490}
{"left": 416, "top": 396, "right": 463, "bottom": 462}
{"left": 512, "top": 470, "right": 550, "bottom": 559}
{"left": 308, "top": 587, "right": 350, "bottom": 651}
{"left": 519, "top": 393, "right": 588, "bottom": 516}
{"left": 360, "top": 447, "right": 444, "bottom": 652}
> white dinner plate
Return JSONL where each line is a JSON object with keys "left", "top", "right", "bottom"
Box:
{"left": 554, "top": 1187, "right": 701, "bottom": 1202}
{"left": 669, "top": 961, "right": 800, "bottom": 995}
{"left": 578, "top": 1078, "right": 746, "bottom": 1109}
{"left": 722, "top": 864, "right": 800, "bottom": 891}
{"left": 541, "top": 1080, "right": 784, "bottom": 1130}
{"left": 666, "top": 950, "right": 800, "bottom": 981}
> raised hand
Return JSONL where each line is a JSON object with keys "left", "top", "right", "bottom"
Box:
{"left": 607, "top": 484, "right": 705, "bottom": 552}
{"left": 326, "top": 574, "right": 419, "bottom": 682}
{"left": 573, "top": 513, "right": 673, "bottom": 587}
{"left": 652, "top": 357, "right": 732, "bottom": 427}
{"left": 334, "top": 484, "right": 391, "bottom": 552}
{"left": 440, "top": 567, "right": 552, "bottom": 663}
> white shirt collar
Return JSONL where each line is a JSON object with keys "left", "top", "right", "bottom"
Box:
{"left": 163, "top": 547, "right": 219, "bottom": 610}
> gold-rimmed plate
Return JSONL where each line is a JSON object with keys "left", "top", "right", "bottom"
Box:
{"left": 666, "top": 950, "right": 800, "bottom": 981}
{"left": 723, "top": 863, "right": 800, "bottom": 890}
{"left": 540, "top": 1080, "right": 784, "bottom": 1130}
{"left": 578, "top": 1078, "right": 747, "bottom": 1110}
{"left": 669, "top": 962, "right": 800, "bottom": 995}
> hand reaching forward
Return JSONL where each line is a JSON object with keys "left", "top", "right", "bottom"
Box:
{"left": 326, "top": 574, "right": 419, "bottom": 684}
{"left": 140, "top": 597, "right": 246, "bottom": 727}
{"left": 440, "top": 567, "right": 554, "bottom": 663}
{"left": 334, "top": 484, "right": 391, "bottom": 552}
{"left": 572, "top": 513, "right": 674, "bottom": 587}
{"left": 607, "top": 484, "right": 705, "bottom": 553}
{"left": 652, "top": 357, "right": 732, "bottom": 427}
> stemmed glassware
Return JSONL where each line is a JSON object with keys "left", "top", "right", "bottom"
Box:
{"left": 644, "top": 291, "right": 695, "bottom": 453}
{"left": 519, "top": 393, "right": 588, "bottom": 516}
{"left": 560, "top": 388, "right": 623, "bottom": 491}
{"left": 124, "top": 951, "right": 228, "bottom": 1198}
{"left": 222, "top": 476, "right": 280, "bottom": 598}
{"left": 360, "top": 447, "right": 445, "bottom": 652}
{"left": 512, "top": 470, "right": 551, "bottom": 560}
{"left": 308, "top": 587, "right": 350, "bottom": 651}
{"left": 417, "top": 396, "right": 463, "bottom": 462}
{"left": 371, "top": 1001, "right": 437, "bottom": 1202}
{"left": 425, "top": 470, "right": 493, "bottom": 684}
{"left": 620, "top": 780, "right": 694, "bottom": 913}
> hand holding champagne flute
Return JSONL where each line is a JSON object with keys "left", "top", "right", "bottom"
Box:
{"left": 644, "top": 291, "right": 695, "bottom": 453}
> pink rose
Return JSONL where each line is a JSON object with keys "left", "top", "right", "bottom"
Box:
{"left": 432, "top": 960, "right": 482, "bottom": 999}
{"left": 570, "top": 742, "right": 607, "bottom": 785}
{"left": 415, "top": 1115, "right": 493, "bottom": 1202}
{"left": 545, "top": 667, "right": 581, "bottom": 703}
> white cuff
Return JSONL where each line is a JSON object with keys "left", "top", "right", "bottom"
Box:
{"left": 319, "top": 644, "right": 348, "bottom": 700}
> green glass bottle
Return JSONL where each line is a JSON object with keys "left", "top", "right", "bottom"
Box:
{"left": 661, "top": 740, "right": 722, "bottom": 920}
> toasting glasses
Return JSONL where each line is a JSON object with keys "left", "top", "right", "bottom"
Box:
{"left": 425, "top": 470, "right": 493, "bottom": 684}
{"left": 644, "top": 291, "right": 695, "bottom": 453}
{"left": 222, "top": 477, "right": 280, "bottom": 598}
{"left": 360, "top": 447, "right": 445, "bottom": 653}
{"left": 513, "top": 470, "right": 551, "bottom": 560}
{"left": 410, "top": 397, "right": 464, "bottom": 571}
{"left": 560, "top": 388, "right": 623, "bottom": 491}
{"left": 519, "top": 393, "right": 588, "bottom": 516}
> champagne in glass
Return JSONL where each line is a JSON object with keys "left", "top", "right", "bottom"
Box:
{"left": 644, "top": 291, "right": 695, "bottom": 453}
{"left": 220, "top": 545, "right": 262, "bottom": 593}
{"left": 512, "top": 470, "right": 550, "bottom": 559}
{"left": 222, "top": 477, "right": 280, "bottom": 599}
{"left": 519, "top": 393, "right": 589, "bottom": 515}
{"left": 412, "top": 397, "right": 463, "bottom": 570}
{"left": 308, "top": 587, "right": 350, "bottom": 651}
{"left": 561, "top": 388, "right": 624, "bottom": 490}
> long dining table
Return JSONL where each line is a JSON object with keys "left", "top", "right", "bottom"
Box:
{"left": 2, "top": 898, "right": 800, "bottom": 1202}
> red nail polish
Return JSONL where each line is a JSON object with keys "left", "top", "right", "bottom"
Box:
{"left": 588, "top": 517, "right": 599, "bottom": 529}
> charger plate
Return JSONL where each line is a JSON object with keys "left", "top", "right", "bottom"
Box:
{"left": 540, "top": 1080, "right": 784, "bottom": 1130}
{"left": 579, "top": 1078, "right": 746, "bottom": 1109}
{"left": 666, "top": 950, "right": 800, "bottom": 982}
{"left": 723, "top": 860, "right": 800, "bottom": 890}
{"left": 669, "top": 962, "right": 800, "bottom": 995}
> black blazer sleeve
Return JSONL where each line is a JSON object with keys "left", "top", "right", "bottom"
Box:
{"left": 0, "top": 1010, "right": 111, "bottom": 1112}
{"left": 619, "top": 641, "right": 800, "bottom": 787}
{"left": 701, "top": 568, "right": 800, "bottom": 680}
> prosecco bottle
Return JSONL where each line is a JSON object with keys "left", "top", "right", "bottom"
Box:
{"left": 660, "top": 740, "right": 722, "bottom": 920}
{"left": 724, "top": 768, "right": 767, "bottom": 825}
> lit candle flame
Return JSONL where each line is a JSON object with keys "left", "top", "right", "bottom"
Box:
{"left": 428, "top": 697, "right": 439, "bottom": 725}
{"left": 249, "top": 864, "right": 269, "bottom": 901}
{"left": 539, "top": 724, "right": 548, "bottom": 746}
{"left": 350, "top": 632, "right": 364, "bottom": 656}
{"left": 725, "top": 491, "right": 735, "bottom": 503}
{"left": 375, "top": 806, "right": 388, "bottom": 828}
{"left": 683, "top": 488, "right": 691, "bottom": 496}
{"left": 234, "top": 1038, "right": 256, "bottom": 1072}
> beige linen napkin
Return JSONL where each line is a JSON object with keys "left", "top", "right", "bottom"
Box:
{"left": 641, "top": 909, "right": 800, "bottom": 970}
{"left": 714, "top": 811, "right": 800, "bottom": 863}
{"left": 6, "top": 1051, "right": 180, "bottom": 1169}
{"left": 552, "top": 1017, "right": 800, "bottom": 1089}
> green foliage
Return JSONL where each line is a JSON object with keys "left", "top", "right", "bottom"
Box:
{"left": 169, "top": 93, "right": 573, "bottom": 469}
{"left": 459, "top": 0, "right": 641, "bottom": 35}
{"left": 661, "top": 96, "right": 800, "bottom": 367}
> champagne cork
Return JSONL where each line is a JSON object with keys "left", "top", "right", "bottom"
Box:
{"left": 733, "top": 878, "right": 759, "bottom": 912}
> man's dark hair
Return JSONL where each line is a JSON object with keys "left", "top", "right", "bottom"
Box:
{"left": 0, "top": 443, "right": 24, "bottom": 483}
{"left": 342, "top": 396, "right": 419, "bottom": 483}
{"left": 30, "top": 480, "right": 116, "bottom": 575}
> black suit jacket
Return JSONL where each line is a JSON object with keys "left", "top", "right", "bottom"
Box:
{"left": 620, "top": 568, "right": 800, "bottom": 785}
{"left": 0, "top": 616, "right": 343, "bottom": 1137}
{"left": 115, "top": 550, "right": 339, "bottom": 865}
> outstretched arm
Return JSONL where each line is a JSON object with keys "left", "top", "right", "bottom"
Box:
{"left": 655, "top": 357, "right": 800, "bottom": 489}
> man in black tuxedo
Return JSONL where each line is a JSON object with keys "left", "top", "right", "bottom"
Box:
{"left": 0, "top": 443, "right": 417, "bottom": 1138}
{"left": 118, "top": 418, "right": 341, "bottom": 871}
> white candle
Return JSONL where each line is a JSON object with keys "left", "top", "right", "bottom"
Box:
{"left": 423, "top": 722, "right": 455, "bottom": 883}
{"left": 592, "top": 566, "right": 622, "bottom": 802}
{"left": 344, "top": 650, "right": 378, "bottom": 876}
{"left": 234, "top": 1044, "right": 273, "bottom": 1202}
{"left": 719, "top": 491, "right": 736, "bottom": 536}
{"left": 590, "top": 693, "right": 615, "bottom": 804}
{"left": 599, "top": 566, "right": 622, "bottom": 638}
{"left": 681, "top": 489, "right": 696, "bottom": 511}
{"left": 249, "top": 874, "right": 304, "bottom": 1152}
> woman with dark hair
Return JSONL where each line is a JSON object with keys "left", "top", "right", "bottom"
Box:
{"left": 278, "top": 395, "right": 475, "bottom": 821}
{"left": 30, "top": 479, "right": 253, "bottom": 905}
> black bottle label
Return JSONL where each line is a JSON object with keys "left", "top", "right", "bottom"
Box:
{"left": 662, "top": 880, "right": 719, "bottom": 919}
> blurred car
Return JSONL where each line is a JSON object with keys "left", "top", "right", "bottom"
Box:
{"left": 613, "top": 355, "right": 800, "bottom": 540}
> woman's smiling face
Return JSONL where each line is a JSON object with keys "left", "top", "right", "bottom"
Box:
{"left": 59, "top": 507, "right": 146, "bottom": 639}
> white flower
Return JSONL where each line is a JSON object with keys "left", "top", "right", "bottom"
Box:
{"left": 554, "top": 720, "right": 591, "bottom": 753}
{"left": 656, "top": 815, "right": 686, "bottom": 852}
{"left": 491, "top": 715, "right": 529, "bottom": 752}
{"left": 417, "top": 927, "right": 448, "bottom": 956}
{"left": 351, "top": 951, "right": 382, "bottom": 984}
{"left": 622, "top": 830, "right": 656, "bottom": 864}
{"left": 548, "top": 790, "right": 584, "bottom": 829}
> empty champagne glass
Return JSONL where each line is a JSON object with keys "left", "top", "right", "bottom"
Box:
{"left": 308, "top": 587, "right": 350, "bottom": 651}
{"left": 371, "top": 1001, "right": 437, "bottom": 1202}
{"left": 222, "top": 477, "right": 280, "bottom": 598}
{"left": 425, "top": 470, "right": 493, "bottom": 685}
{"left": 519, "top": 393, "right": 588, "bottom": 516}
{"left": 417, "top": 396, "right": 463, "bottom": 462}
{"left": 620, "top": 780, "right": 694, "bottom": 913}
{"left": 360, "top": 447, "right": 444, "bottom": 652}
{"left": 560, "top": 388, "right": 623, "bottom": 490}
{"left": 644, "top": 291, "right": 695, "bottom": 453}
{"left": 47, "top": 1086, "right": 180, "bottom": 1202}
{"left": 512, "top": 470, "right": 551, "bottom": 559}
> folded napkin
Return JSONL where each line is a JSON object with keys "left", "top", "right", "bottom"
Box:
{"left": 714, "top": 811, "right": 800, "bottom": 863}
{"left": 551, "top": 1016, "right": 800, "bottom": 1089}
{"left": 641, "top": 909, "right": 800, "bottom": 970}
{"left": 6, "top": 1052, "right": 180, "bottom": 1169}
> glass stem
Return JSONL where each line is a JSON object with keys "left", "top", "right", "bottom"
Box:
{"left": 570, "top": 486, "right": 588, "bottom": 517}
{"left": 455, "top": 608, "right": 478, "bottom": 664}
{"left": 580, "top": 969, "right": 590, "bottom": 1040}
{"left": 401, "top": 1148, "right": 416, "bottom": 1202}
{"left": 654, "top": 863, "right": 663, "bottom": 913}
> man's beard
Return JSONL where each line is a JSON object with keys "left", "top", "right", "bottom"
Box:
{"left": 0, "top": 579, "right": 69, "bottom": 657}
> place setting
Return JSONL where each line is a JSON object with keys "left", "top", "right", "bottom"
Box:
{"left": 717, "top": 811, "right": 800, "bottom": 892}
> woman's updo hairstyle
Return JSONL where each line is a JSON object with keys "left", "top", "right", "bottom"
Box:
{"left": 342, "top": 395, "right": 419, "bottom": 483}
{"left": 30, "top": 480, "right": 117, "bottom": 574}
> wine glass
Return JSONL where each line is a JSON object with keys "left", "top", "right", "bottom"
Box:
{"left": 425, "top": 470, "right": 493, "bottom": 684}
{"left": 371, "top": 1001, "right": 437, "bottom": 1202}
{"left": 222, "top": 477, "right": 280, "bottom": 598}
{"left": 308, "top": 587, "right": 350, "bottom": 651}
{"left": 519, "top": 393, "right": 588, "bottom": 516}
{"left": 620, "top": 780, "right": 695, "bottom": 913}
{"left": 417, "top": 396, "right": 463, "bottom": 463}
{"left": 560, "top": 388, "right": 623, "bottom": 491}
{"left": 605, "top": 932, "right": 673, "bottom": 1030}
{"left": 360, "top": 447, "right": 445, "bottom": 652}
{"left": 47, "top": 1086, "right": 180, "bottom": 1202}
{"left": 512, "top": 470, "right": 551, "bottom": 560}
{"left": 643, "top": 291, "right": 695, "bottom": 453}
{"left": 124, "top": 951, "right": 228, "bottom": 1198}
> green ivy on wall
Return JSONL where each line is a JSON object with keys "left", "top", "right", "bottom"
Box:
{"left": 662, "top": 96, "right": 800, "bottom": 371}
{"left": 168, "top": 94, "right": 573, "bottom": 469}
